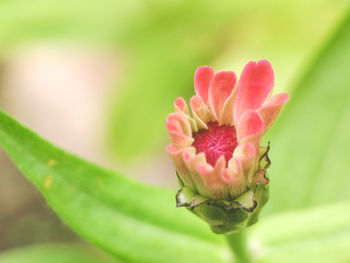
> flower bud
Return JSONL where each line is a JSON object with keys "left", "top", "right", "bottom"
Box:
{"left": 166, "top": 60, "right": 288, "bottom": 233}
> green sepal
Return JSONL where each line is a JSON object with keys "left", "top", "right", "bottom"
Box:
{"left": 233, "top": 190, "right": 257, "bottom": 212}
{"left": 247, "top": 183, "right": 269, "bottom": 226}
{"left": 176, "top": 187, "right": 196, "bottom": 207}
{"left": 259, "top": 142, "right": 271, "bottom": 170}
{"left": 176, "top": 185, "right": 269, "bottom": 234}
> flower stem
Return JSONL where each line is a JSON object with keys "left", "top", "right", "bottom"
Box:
{"left": 225, "top": 230, "right": 251, "bottom": 263}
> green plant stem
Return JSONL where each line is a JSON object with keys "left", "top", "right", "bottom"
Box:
{"left": 225, "top": 230, "right": 250, "bottom": 263}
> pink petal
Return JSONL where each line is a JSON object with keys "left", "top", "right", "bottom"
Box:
{"left": 237, "top": 110, "right": 264, "bottom": 142}
{"left": 197, "top": 162, "right": 214, "bottom": 175}
{"left": 190, "top": 95, "right": 202, "bottom": 112}
{"left": 166, "top": 113, "right": 192, "bottom": 136}
{"left": 233, "top": 143, "right": 256, "bottom": 161}
{"left": 166, "top": 143, "right": 184, "bottom": 155}
{"left": 166, "top": 120, "right": 182, "bottom": 134}
{"left": 221, "top": 158, "right": 241, "bottom": 183}
{"left": 167, "top": 130, "right": 194, "bottom": 147}
{"left": 234, "top": 60, "right": 274, "bottom": 125}
{"left": 196, "top": 156, "right": 228, "bottom": 200}
{"left": 182, "top": 151, "right": 212, "bottom": 197}
{"left": 220, "top": 88, "right": 237, "bottom": 125}
{"left": 258, "top": 93, "right": 289, "bottom": 133}
{"left": 224, "top": 156, "right": 250, "bottom": 197}
{"left": 166, "top": 115, "right": 194, "bottom": 147}
{"left": 232, "top": 143, "right": 259, "bottom": 188}
{"left": 166, "top": 144, "right": 191, "bottom": 173}
{"left": 167, "top": 145, "right": 196, "bottom": 190}
{"left": 209, "top": 71, "right": 237, "bottom": 121}
{"left": 174, "top": 97, "right": 197, "bottom": 131}
{"left": 190, "top": 95, "right": 215, "bottom": 129}
{"left": 232, "top": 143, "right": 256, "bottom": 177}
{"left": 194, "top": 66, "right": 215, "bottom": 105}
{"left": 174, "top": 97, "right": 188, "bottom": 115}
{"left": 214, "top": 155, "right": 226, "bottom": 172}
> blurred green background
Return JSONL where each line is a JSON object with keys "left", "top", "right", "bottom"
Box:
{"left": 0, "top": 0, "right": 350, "bottom": 262}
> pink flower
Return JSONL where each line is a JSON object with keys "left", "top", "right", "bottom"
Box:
{"left": 166, "top": 60, "right": 289, "bottom": 201}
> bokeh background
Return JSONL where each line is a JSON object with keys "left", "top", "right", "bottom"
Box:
{"left": 0, "top": 0, "right": 349, "bottom": 261}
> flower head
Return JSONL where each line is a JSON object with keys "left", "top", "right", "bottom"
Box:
{"left": 166, "top": 60, "right": 289, "bottom": 233}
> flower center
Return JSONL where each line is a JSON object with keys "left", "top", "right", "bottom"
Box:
{"left": 192, "top": 122, "right": 238, "bottom": 167}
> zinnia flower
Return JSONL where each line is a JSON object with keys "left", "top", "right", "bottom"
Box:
{"left": 166, "top": 60, "right": 289, "bottom": 233}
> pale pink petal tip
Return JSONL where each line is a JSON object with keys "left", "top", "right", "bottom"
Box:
{"left": 258, "top": 93, "right": 289, "bottom": 132}
{"left": 269, "top": 92, "right": 289, "bottom": 105}
{"left": 190, "top": 96, "right": 202, "bottom": 111}
{"left": 166, "top": 113, "right": 191, "bottom": 136}
{"left": 196, "top": 162, "right": 213, "bottom": 175}
{"left": 166, "top": 144, "right": 178, "bottom": 154}
{"left": 166, "top": 120, "right": 181, "bottom": 133}
{"left": 209, "top": 71, "right": 237, "bottom": 120}
{"left": 190, "top": 95, "right": 214, "bottom": 129}
{"left": 182, "top": 150, "right": 195, "bottom": 162}
{"left": 174, "top": 97, "right": 187, "bottom": 113}
{"left": 222, "top": 158, "right": 241, "bottom": 183}
{"left": 221, "top": 170, "right": 237, "bottom": 183}
{"left": 214, "top": 155, "right": 226, "bottom": 170}
{"left": 221, "top": 170, "right": 233, "bottom": 183}
{"left": 194, "top": 66, "right": 215, "bottom": 105}
{"left": 233, "top": 143, "right": 256, "bottom": 161}
{"left": 234, "top": 60, "right": 274, "bottom": 125}
{"left": 167, "top": 131, "right": 193, "bottom": 148}
{"left": 166, "top": 113, "right": 193, "bottom": 147}
{"left": 237, "top": 110, "right": 264, "bottom": 142}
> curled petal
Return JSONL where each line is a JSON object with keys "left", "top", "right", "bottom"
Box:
{"left": 183, "top": 150, "right": 205, "bottom": 164}
{"left": 197, "top": 162, "right": 214, "bottom": 175}
{"left": 174, "top": 97, "right": 197, "bottom": 131}
{"left": 233, "top": 143, "right": 258, "bottom": 185}
{"left": 190, "top": 96, "right": 215, "bottom": 129}
{"left": 234, "top": 60, "right": 274, "bottom": 125}
{"left": 222, "top": 158, "right": 241, "bottom": 183}
{"left": 166, "top": 116, "right": 193, "bottom": 147}
{"left": 183, "top": 151, "right": 211, "bottom": 197}
{"left": 167, "top": 144, "right": 194, "bottom": 173}
{"left": 237, "top": 110, "right": 264, "bottom": 143}
{"left": 209, "top": 71, "right": 237, "bottom": 122}
{"left": 220, "top": 88, "right": 237, "bottom": 125}
{"left": 167, "top": 129, "right": 194, "bottom": 147}
{"left": 214, "top": 155, "right": 226, "bottom": 173}
{"left": 224, "top": 157, "right": 249, "bottom": 197}
{"left": 258, "top": 93, "right": 289, "bottom": 133}
{"left": 233, "top": 143, "right": 256, "bottom": 161}
{"left": 233, "top": 143, "right": 257, "bottom": 177}
{"left": 166, "top": 120, "right": 182, "bottom": 134}
{"left": 196, "top": 155, "right": 228, "bottom": 199}
{"left": 167, "top": 113, "right": 192, "bottom": 136}
{"left": 211, "top": 156, "right": 228, "bottom": 199}
{"left": 174, "top": 97, "right": 189, "bottom": 115}
{"left": 166, "top": 145, "right": 196, "bottom": 190}
{"left": 194, "top": 66, "right": 215, "bottom": 105}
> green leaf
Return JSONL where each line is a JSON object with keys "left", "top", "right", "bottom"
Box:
{"left": 0, "top": 243, "right": 117, "bottom": 263}
{"left": 266, "top": 8, "right": 350, "bottom": 212}
{"left": 0, "top": 109, "right": 230, "bottom": 263}
{"left": 250, "top": 202, "right": 350, "bottom": 263}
